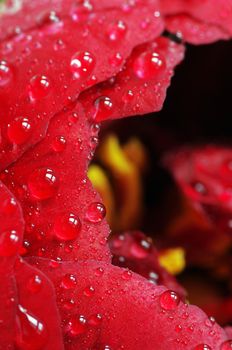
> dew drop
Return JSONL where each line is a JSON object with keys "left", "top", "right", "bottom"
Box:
{"left": 95, "top": 267, "right": 104, "bottom": 276}
{"left": 193, "top": 345, "right": 212, "bottom": 350}
{"left": 93, "top": 96, "right": 113, "bottom": 122}
{"left": 0, "top": 230, "right": 20, "bottom": 257}
{"left": 122, "top": 269, "right": 133, "bottom": 280}
{"left": 1, "top": 197, "right": 17, "bottom": 214}
{"left": 15, "top": 305, "right": 48, "bottom": 350}
{"left": 7, "top": 117, "right": 32, "bottom": 145}
{"left": 130, "top": 238, "right": 151, "bottom": 258}
{"left": 27, "top": 275, "right": 42, "bottom": 294}
{"left": 84, "top": 285, "right": 95, "bottom": 297}
{"left": 70, "top": 51, "right": 95, "bottom": 79}
{"left": 109, "top": 52, "right": 123, "bottom": 67}
{"left": 0, "top": 60, "right": 13, "bottom": 86}
{"left": 67, "top": 315, "right": 87, "bottom": 336}
{"left": 28, "top": 168, "right": 58, "bottom": 200}
{"left": 52, "top": 135, "right": 67, "bottom": 152}
{"left": 89, "top": 314, "right": 102, "bottom": 326}
{"left": 133, "top": 51, "right": 166, "bottom": 80}
{"left": 159, "top": 290, "right": 180, "bottom": 311}
{"left": 53, "top": 213, "right": 81, "bottom": 241}
{"left": 28, "top": 75, "right": 50, "bottom": 101}
{"left": 61, "top": 274, "right": 77, "bottom": 290}
{"left": 106, "top": 20, "right": 127, "bottom": 42}
{"left": 85, "top": 202, "right": 106, "bottom": 223}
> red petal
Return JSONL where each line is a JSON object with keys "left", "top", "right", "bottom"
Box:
{"left": 0, "top": 1, "right": 163, "bottom": 171}
{"left": 78, "top": 37, "right": 185, "bottom": 122}
{"left": 165, "top": 14, "right": 230, "bottom": 44}
{"left": 109, "top": 231, "right": 186, "bottom": 298}
{"left": 28, "top": 258, "right": 230, "bottom": 349}
{"left": 161, "top": 0, "right": 232, "bottom": 37}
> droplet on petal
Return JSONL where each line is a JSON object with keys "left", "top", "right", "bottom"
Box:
{"left": 159, "top": 290, "right": 180, "bottom": 310}
{"left": 93, "top": 96, "right": 113, "bottom": 121}
{"left": 133, "top": 51, "right": 166, "bottom": 80}
{"left": 61, "top": 274, "right": 77, "bottom": 290}
{"left": 220, "top": 341, "right": 232, "bottom": 350}
{"left": 85, "top": 202, "right": 106, "bottom": 223}
{"left": 28, "top": 168, "right": 58, "bottom": 200}
{"left": 27, "top": 275, "right": 42, "bottom": 294}
{"left": 7, "top": 117, "right": 32, "bottom": 145}
{"left": 0, "top": 60, "right": 13, "bottom": 86}
{"left": 70, "top": 51, "right": 95, "bottom": 79}
{"left": 0, "top": 230, "right": 20, "bottom": 257}
{"left": 67, "top": 315, "right": 87, "bottom": 336}
{"left": 53, "top": 213, "right": 81, "bottom": 241}
{"left": 193, "top": 345, "right": 212, "bottom": 350}
{"left": 106, "top": 21, "right": 127, "bottom": 42}
{"left": 28, "top": 75, "right": 51, "bottom": 101}
{"left": 52, "top": 135, "right": 67, "bottom": 152}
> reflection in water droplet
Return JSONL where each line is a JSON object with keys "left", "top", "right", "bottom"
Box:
{"left": 53, "top": 213, "right": 81, "bottom": 241}
{"left": 85, "top": 202, "right": 106, "bottom": 223}
{"left": 28, "top": 168, "right": 58, "bottom": 200}
{"left": 70, "top": 51, "right": 95, "bottom": 79}
{"left": 159, "top": 290, "right": 180, "bottom": 310}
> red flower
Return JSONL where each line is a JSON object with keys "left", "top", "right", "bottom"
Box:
{"left": 0, "top": 1, "right": 231, "bottom": 349}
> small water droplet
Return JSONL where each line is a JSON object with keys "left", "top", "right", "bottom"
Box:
{"left": 89, "top": 313, "right": 102, "bottom": 326}
{"left": 70, "top": 51, "right": 95, "bottom": 79}
{"left": 53, "top": 213, "right": 81, "bottom": 241}
{"left": 28, "top": 168, "right": 58, "bottom": 200}
{"left": 84, "top": 285, "right": 95, "bottom": 297}
{"left": 106, "top": 20, "right": 127, "bottom": 42}
{"left": 0, "top": 60, "right": 13, "bottom": 86}
{"left": 93, "top": 96, "right": 113, "bottom": 122}
{"left": 27, "top": 275, "right": 42, "bottom": 294}
{"left": 133, "top": 51, "right": 166, "bottom": 80}
{"left": 159, "top": 290, "right": 180, "bottom": 310}
{"left": 61, "top": 274, "right": 77, "bottom": 289}
{"left": 1, "top": 197, "right": 17, "bottom": 214}
{"left": 28, "top": 75, "right": 50, "bottom": 101}
{"left": 67, "top": 315, "right": 87, "bottom": 336}
{"left": 85, "top": 202, "right": 106, "bottom": 223}
{"left": 95, "top": 267, "right": 104, "bottom": 276}
{"left": 7, "top": 117, "right": 32, "bottom": 145}
{"left": 122, "top": 269, "right": 132, "bottom": 280}
{"left": 52, "top": 135, "right": 67, "bottom": 152}
{"left": 0, "top": 230, "right": 20, "bottom": 257}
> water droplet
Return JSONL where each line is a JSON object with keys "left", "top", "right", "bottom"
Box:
{"left": 93, "top": 96, "right": 113, "bottom": 121}
{"left": 190, "top": 181, "right": 208, "bottom": 196}
{"left": 95, "top": 267, "right": 104, "bottom": 276}
{"left": 28, "top": 75, "right": 50, "bottom": 101}
{"left": 106, "top": 20, "right": 127, "bottom": 42}
{"left": 61, "top": 274, "right": 77, "bottom": 290}
{"left": 67, "top": 315, "right": 87, "bottom": 336}
{"left": 109, "top": 52, "right": 123, "bottom": 67}
{"left": 133, "top": 51, "right": 166, "bottom": 80}
{"left": 53, "top": 213, "right": 81, "bottom": 241}
{"left": 15, "top": 305, "right": 48, "bottom": 350}
{"left": 84, "top": 285, "right": 95, "bottom": 297}
{"left": 85, "top": 202, "right": 106, "bottom": 223}
{"left": 0, "top": 60, "right": 13, "bottom": 86}
{"left": 70, "top": 51, "right": 95, "bottom": 79}
{"left": 52, "top": 135, "right": 67, "bottom": 152}
{"left": 28, "top": 168, "right": 58, "bottom": 200}
{"left": 122, "top": 269, "right": 132, "bottom": 280}
{"left": 27, "top": 275, "right": 42, "bottom": 294}
{"left": 1, "top": 197, "right": 17, "bottom": 214}
{"left": 7, "top": 117, "right": 32, "bottom": 145}
{"left": 159, "top": 290, "right": 180, "bottom": 310}
{"left": 0, "top": 230, "right": 20, "bottom": 257}
{"left": 221, "top": 341, "right": 232, "bottom": 350}
{"left": 40, "top": 11, "right": 63, "bottom": 34}
{"left": 130, "top": 238, "right": 151, "bottom": 258}
{"left": 194, "top": 345, "right": 212, "bottom": 350}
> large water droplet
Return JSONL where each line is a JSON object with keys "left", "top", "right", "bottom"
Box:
{"left": 93, "top": 96, "right": 113, "bottom": 121}
{"left": 15, "top": 305, "right": 48, "bottom": 350}
{"left": 67, "top": 315, "right": 87, "bottom": 336}
{"left": 133, "top": 51, "right": 166, "bottom": 80}
{"left": 28, "top": 75, "right": 50, "bottom": 101}
{"left": 52, "top": 135, "right": 67, "bottom": 152}
{"left": 0, "top": 230, "right": 20, "bottom": 257}
{"left": 7, "top": 117, "right": 32, "bottom": 145}
{"left": 0, "top": 60, "right": 13, "bottom": 86}
{"left": 85, "top": 202, "right": 106, "bottom": 223}
{"left": 53, "top": 213, "right": 81, "bottom": 241}
{"left": 220, "top": 341, "right": 232, "bottom": 350}
{"left": 159, "top": 290, "right": 180, "bottom": 310}
{"left": 28, "top": 168, "right": 58, "bottom": 200}
{"left": 70, "top": 51, "right": 95, "bottom": 79}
